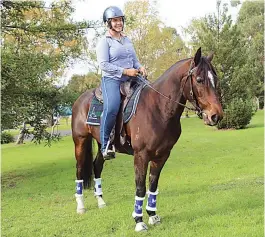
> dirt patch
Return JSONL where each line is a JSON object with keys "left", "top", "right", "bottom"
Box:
{"left": 1, "top": 172, "right": 25, "bottom": 190}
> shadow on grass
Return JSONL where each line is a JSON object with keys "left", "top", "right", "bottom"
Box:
{"left": 246, "top": 123, "right": 264, "bottom": 129}
{"left": 1, "top": 158, "right": 75, "bottom": 192}
{"left": 162, "top": 196, "right": 262, "bottom": 225}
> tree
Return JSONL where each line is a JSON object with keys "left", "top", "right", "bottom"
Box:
{"left": 184, "top": 2, "right": 258, "bottom": 103}
{"left": 65, "top": 72, "right": 101, "bottom": 98}
{"left": 236, "top": 1, "right": 264, "bottom": 108}
{"left": 66, "top": 0, "right": 188, "bottom": 84}
{"left": 124, "top": 0, "right": 188, "bottom": 80}
{"left": 1, "top": 0, "right": 96, "bottom": 144}
{"left": 184, "top": 1, "right": 263, "bottom": 128}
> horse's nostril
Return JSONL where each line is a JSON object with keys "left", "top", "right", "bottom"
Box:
{"left": 211, "top": 114, "right": 219, "bottom": 123}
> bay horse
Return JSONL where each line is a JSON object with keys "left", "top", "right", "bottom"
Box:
{"left": 71, "top": 48, "right": 223, "bottom": 232}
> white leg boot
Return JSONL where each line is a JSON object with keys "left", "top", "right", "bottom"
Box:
{"left": 135, "top": 222, "right": 148, "bottom": 232}
{"left": 148, "top": 215, "right": 161, "bottom": 225}
{"left": 75, "top": 180, "right": 85, "bottom": 214}
{"left": 75, "top": 194, "right": 86, "bottom": 214}
{"left": 146, "top": 189, "right": 161, "bottom": 225}
{"left": 94, "top": 178, "right": 106, "bottom": 208}
{"left": 96, "top": 195, "right": 106, "bottom": 208}
{"left": 132, "top": 196, "right": 148, "bottom": 232}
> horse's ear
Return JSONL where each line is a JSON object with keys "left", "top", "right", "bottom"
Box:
{"left": 207, "top": 52, "right": 214, "bottom": 62}
{"left": 194, "top": 47, "right": 201, "bottom": 66}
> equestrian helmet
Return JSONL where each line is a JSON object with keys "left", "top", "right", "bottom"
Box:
{"left": 103, "top": 6, "right": 124, "bottom": 23}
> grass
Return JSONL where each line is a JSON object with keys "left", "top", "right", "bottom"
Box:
{"left": 1, "top": 111, "right": 264, "bottom": 237}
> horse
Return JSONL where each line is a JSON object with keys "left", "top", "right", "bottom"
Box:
{"left": 71, "top": 47, "right": 223, "bottom": 232}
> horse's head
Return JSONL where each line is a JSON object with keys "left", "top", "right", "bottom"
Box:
{"left": 184, "top": 47, "right": 223, "bottom": 126}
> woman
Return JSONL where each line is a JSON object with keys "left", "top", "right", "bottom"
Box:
{"left": 96, "top": 6, "right": 147, "bottom": 160}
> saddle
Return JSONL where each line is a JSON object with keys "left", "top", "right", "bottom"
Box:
{"left": 94, "top": 78, "right": 138, "bottom": 103}
{"left": 94, "top": 77, "right": 142, "bottom": 155}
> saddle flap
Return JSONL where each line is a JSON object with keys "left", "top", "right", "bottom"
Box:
{"left": 95, "top": 78, "right": 140, "bottom": 104}
{"left": 94, "top": 87, "right": 103, "bottom": 103}
{"left": 120, "top": 81, "right": 133, "bottom": 97}
{"left": 120, "top": 78, "right": 139, "bottom": 97}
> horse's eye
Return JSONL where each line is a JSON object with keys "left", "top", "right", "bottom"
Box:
{"left": 196, "top": 77, "right": 204, "bottom": 83}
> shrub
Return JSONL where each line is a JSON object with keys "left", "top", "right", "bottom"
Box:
{"left": 1, "top": 132, "right": 15, "bottom": 144}
{"left": 217, "top": 98, "right": 253, "bottom": 129}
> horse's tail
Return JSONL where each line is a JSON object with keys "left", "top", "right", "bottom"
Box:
{"left": 83, "top": 135, "right": 94, "bottom": 189}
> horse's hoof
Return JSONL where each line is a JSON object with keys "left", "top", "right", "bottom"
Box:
{"left": 98, "top": 203, "right": 106, "bottom": 208}
{"left": 77, "top": 208, "right": 86, "bottom": 214}
{"left": 135, "top": 222, "right": 148, "bottom": 232}
{"left": 98, "top": 201, "right": 106, "bottom": 208}
{"left": 96, "top": 196, "right": 106, "bottom": 208}
{"left": 148, "top": 215, "right": 161, "bottom": 225}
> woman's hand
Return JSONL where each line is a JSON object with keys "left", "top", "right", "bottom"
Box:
{"left": 123, "top": 67, "right": 147, "bottom": 78}
{"left": 123, "top": 68, "right": 139, "bottom": 77}
{"left": 138, "top": 67, "right": 147, "bottom": 78}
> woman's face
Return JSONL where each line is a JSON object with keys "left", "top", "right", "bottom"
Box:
{"left": 110, "top": 17, "right": 123, "bottom": 32}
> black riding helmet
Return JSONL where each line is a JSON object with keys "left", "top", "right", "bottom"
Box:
{"left": 103, "top": 6, "right": 125, "bottom": 29}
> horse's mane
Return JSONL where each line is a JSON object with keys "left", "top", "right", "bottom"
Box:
{"left": 154, "top": 56, "right": 216, "bottom": 86}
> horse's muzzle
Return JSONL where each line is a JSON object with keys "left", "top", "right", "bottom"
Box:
{"left": 211, "top": 114, "right": 221, "bottom": 124}
{"left": 202, "top": 111, "right": 223, "bottom": 126}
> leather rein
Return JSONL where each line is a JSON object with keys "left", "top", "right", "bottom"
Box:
{"left": 136, "top": 61, "right": 203, "bottom": 116}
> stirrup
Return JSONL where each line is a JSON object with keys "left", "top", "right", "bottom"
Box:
{"left": 102, "top": 149, "right": 115, "bottom": 160}
{"left": 102, "top": 141, "right": 115, "bottom": 160}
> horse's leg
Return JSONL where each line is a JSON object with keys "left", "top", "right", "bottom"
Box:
{"left": 146, "top": 154, "right": 169, "bottom": 225}
{"left": 93, "top": 142, "right": 106, "bottom": 208}
{"left": 74, "top": 135, "right": 94, "bottom": 214}
{"left": 132, "top": 151, "right": 149, "bottom": 232}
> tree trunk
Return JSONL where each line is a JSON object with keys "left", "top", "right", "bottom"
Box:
{"left": 16, "top": 122, "right": 26, "bottom": 145}
{"left": 51, "top": 117, "right": 59, "bottom": 137}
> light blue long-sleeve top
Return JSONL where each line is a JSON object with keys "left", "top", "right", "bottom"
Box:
{"left": 96, "top": 31, "right": 142, "bottom": 81}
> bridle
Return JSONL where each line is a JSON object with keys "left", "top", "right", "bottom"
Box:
{"left": 136, "top": 60, "right": 203, "bottom": 116}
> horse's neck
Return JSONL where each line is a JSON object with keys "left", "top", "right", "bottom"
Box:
{"left": 149, "top": 62, "right": 189, "bottom": 120}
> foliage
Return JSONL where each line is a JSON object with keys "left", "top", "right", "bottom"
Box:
{"left": 217, "top": 98, "right": 254, "bottom": 129}
{"left": 236, "top": 1, "right": 264, "bottom": 105}
{"left": 66, "top": 72, "right": 101, "bottom": 94}
{"left": 1, "top": 0, "right": 94, "bottom": 143}
{"left": 184, "top": 1, "right": 264, "bottom": 128}
{"left": 1, "top": 132, "right": 15, "bottom": 144}
{"left": 62, "top": 72, "right": 101, "bottom": 107}
{"left": 185, "top": 3, "right": 246, "bottom": 105}
{"left": 65, "top": 0, "right": 188, "bottom": 93}
{"left": 124, "top": 0, "right": 188, "bottom": 80}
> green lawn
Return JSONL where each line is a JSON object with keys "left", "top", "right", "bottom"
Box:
{"left": 1, "top": 111, "right": 264, "bottom": 237}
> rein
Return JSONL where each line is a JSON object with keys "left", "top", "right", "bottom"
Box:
{"left": 136, "top": 61, "right": 202, "bottom": 114}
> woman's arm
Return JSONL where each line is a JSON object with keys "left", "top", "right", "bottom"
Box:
{"left": 96, "top": 37, "right": 124, "bottom": 78}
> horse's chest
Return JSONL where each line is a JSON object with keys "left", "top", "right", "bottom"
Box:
{"left": 131, "top": 111, "right": 181, "bottom": 151}
{"left": 157, "top": 125, "right": 181, "bottom": 146}
{"left": 145, "top": 122, "right": 181, "bottom": 153}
